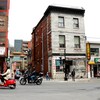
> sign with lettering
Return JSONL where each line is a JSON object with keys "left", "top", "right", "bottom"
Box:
{"left": 86, "top": 42, "right": 91, "bottom": 60}
{"left": 0, "top": 47, "right": 5, "bottom": 55}
{"left": 94, "top": 58, "right": 100, "bottom": 63}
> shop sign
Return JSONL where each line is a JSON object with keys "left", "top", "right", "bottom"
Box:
{"left": 0, "top": 47, "right": 5, "bottom": 55}
{"left": 86, "top": 42, "right": 91, "bottom": 60}
{"left": 94, "top": 58, "right": 100, "bottom": 63}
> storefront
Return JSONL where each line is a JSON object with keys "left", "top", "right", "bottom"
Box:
{"left": 48, "top": 56, "right": 86, "bottom": 79}
{"left": 89, "top": 58, "right": 100, "bottom": 78}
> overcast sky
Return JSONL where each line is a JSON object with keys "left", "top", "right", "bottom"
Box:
{"left": 8, "top": 0, "right": 100, "bottom": 46}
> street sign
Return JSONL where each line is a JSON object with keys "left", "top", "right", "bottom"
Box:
{"left": 94, "top": 58, "right": 100, "bottom": 63}
{"left": 6, "top": 58, "right": 10, "bottom": 62}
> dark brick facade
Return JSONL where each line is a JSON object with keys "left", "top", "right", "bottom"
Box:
{"left": 32, "top": 14, "right": 51, "bottom": 75}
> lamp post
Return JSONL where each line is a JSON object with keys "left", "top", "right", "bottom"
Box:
{"left": 63, "top": 49, "right": 69, "bottom": 81}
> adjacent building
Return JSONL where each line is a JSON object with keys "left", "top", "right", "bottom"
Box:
{"left": 32, "top": 5, "right": 86, "bottom": 79}
{"left": 14, "top": 40, "right": 23, "bottom": 52}
{"left": 10, "top": 40, "right": 32, "bottom": 70}
{"left": 88, "top": 41, "right": 100, "bottom": 78}
{"left": 14, "top": 39, "right": 32, "bottom": 53}
{"left": 0, "top": 0, "right": 10, "bottom": 73}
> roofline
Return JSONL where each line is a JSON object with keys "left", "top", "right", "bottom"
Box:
{"left": 32, "top": 5, "right": 85, "bottom": 34}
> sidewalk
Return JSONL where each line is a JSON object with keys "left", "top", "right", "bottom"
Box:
{"left": 43, "top": 78, "right": 91, "bottom": 83}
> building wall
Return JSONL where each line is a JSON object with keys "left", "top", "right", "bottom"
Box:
{"left": 32, "top": 6, "right": 86, "bottom": 79}
{"left": 88, "top": 42, "right": 100, "bottom": 78}
{"left": 32, "top": 14, "right": 51, "bottom": 74}
{"left": 51, "top": 12, "right": 86, "bottom": 54}
{"left": 0, "top": 0, "right": 10, "bottom": 72}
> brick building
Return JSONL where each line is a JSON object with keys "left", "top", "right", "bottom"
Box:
{"left": 32, "top": 5, "right": 86, "bottom": 79}
{"left": 0, "top": 0, "right": 10, "bottom": 73}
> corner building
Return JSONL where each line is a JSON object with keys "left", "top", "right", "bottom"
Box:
{"left": 0, "top": 0, "right": 10, "bottom": 72}
{"left": 32, "top": 5, "right": 86, "bottom": 79}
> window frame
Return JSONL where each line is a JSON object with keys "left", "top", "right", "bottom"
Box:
{"left": 73, "top": 18, "right": 79, "bottom": 29}
{"left": 58, "top": 16, "right": 64, "bottom": 28}
{"left": 59, "top": 35, "right": 65, "bottom": 48}
{"left": 74, "top": 36, "right": 80, "bottom": 48}
{"left": 90, "top": 48, "right": 99, "bottom": 56}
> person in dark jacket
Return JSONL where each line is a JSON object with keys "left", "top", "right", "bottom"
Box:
{"left": 71, "top": 68, "right": 75, "bottom": 81}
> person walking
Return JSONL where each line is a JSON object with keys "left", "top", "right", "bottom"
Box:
{"left": 71, "top": 68, "right": 75, "bottom": 81}
{"left": 46, "top": 72, "right": 50, "bottom": 80}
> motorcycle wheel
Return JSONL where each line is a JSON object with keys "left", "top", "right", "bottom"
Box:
{"left": 36, "top": 79, "right": 42, "bottom": 85}
{"left": 20, "top": 78, "right": 27, "bottom": 85}
{"left": 9, "top": 84, "right": 16, "bottom": 89}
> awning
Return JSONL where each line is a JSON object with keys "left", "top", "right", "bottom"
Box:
{"left": 88, "top": 61, "right": 95, "bottom": 65}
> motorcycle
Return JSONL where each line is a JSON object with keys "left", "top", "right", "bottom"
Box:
{"left": 0, "top": 75, "right": 16, "bottom": 89}
{"left": 19, "top": 71, "right": 43, "bottom": 85}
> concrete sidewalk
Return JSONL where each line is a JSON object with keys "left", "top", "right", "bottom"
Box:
{"left": 43, "top": 78, "right": 94, "bottom": 83}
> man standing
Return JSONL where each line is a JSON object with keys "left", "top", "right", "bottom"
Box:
{"left": 71, "top": 69, "right": 75, "bottom": 81}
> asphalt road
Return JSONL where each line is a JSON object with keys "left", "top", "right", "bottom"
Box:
{"left": 0, "top": 79, "right": 100, "bottom": 100}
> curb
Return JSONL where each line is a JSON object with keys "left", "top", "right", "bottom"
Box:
{"left": 43, "top": 78, "right": 90, "bottom": 82}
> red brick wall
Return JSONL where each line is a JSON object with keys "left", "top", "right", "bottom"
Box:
{"left": 32, "top": 15, "right": 51, "bottom": 75}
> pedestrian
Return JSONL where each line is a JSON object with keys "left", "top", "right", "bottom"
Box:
{"left": 46, "top": 72, "right": 50, "bottom": 80}
{"left": 71, "top": 68, "right": 75, "bottom": 81}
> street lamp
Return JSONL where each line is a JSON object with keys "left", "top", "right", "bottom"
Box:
{"left": 63, "top": 49, "right": 69, "bottom": 81}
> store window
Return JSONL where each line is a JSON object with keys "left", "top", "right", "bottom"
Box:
{"left": 90, "top": 48, "right": 99, "bottom": 56}
{"left": 56, "top": 59, "right": 63, "bottom": 72}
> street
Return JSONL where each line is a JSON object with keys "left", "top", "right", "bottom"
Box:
{"left": 0, "top": 79, "right": 100, "bottom": 100}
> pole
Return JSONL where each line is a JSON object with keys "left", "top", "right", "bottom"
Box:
{"left": 64, "top": 49, "right": 68, "bottom": 81}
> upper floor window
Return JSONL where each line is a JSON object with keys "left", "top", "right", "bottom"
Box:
{"left": 0, "top": 32, "right": 6, "bottom": 36}
{"left": 0, "top": 19, "right": 4, "bottom": 26}
{"left": 58, "top": 16, "right": 64, "bottom": 27}
{"left": 90, "top": 48, "right": 99, "bottom": 56}
{"left": 74, "top": 36, "right": 80, "bottom": 48}
{"left": 59, "top": 35, "right": 65, "bottom": 48}
{"left": 73, "top": 18, "right": 79, "bottom": 29}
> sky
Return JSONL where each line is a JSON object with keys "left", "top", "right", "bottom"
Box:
{"left": 8, "top": 0, "right": 100, "bottom": 46}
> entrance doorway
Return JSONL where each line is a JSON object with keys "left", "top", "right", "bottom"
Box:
{"left": 93, "top": 65, "right": 97, "bottom": 77}
{"left": 65, "top": 60, "right": 73, "bottom": 73}
{"left": 93, "top": 64, "right": 100, "bottom": 77}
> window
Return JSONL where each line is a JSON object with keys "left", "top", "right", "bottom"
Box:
{"left": 0, "top": 19, "right": 5, "bottom": 26}
{"left": 74, "top": 36, "right": 80, "bottom": 48}
{"left": 90, "top": 48, "right": 99, "bottom": 56}
{"left": 0, "top": 32, "right": 6, "bottom": 36}
{"left": 73, "top": 18, "right": 79, "bottom": 28}
{"left": 58, "top": 16, "right": 64, "bottom": 27}
{"left": 0, "top": 0, "right": 7, "bottom": 10}
{"left": 59, "top": 35, "right": 65, "bottom": 48}
{"left": 56, "top": 59, "right": 63, "bottom": 72}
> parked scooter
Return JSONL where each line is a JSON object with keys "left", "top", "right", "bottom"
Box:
{"left": 0, "top": 75, "right": 16, "bottom": 89}
{"left": 19, "top": 70, "right": 43, "bottom": 85}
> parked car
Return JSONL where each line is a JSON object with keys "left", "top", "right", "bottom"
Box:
{"left": 15, "top": 69, "right": 22, "bottom": 79}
